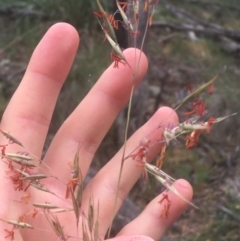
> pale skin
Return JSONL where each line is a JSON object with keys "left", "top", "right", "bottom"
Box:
{"left": 0, "top": 23, "right": 193, "bottom": 241}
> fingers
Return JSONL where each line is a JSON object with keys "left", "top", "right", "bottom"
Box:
{"left": 0, "top": 23, "right": 79, "bottom": 157}
{"left": 0, "top": 23, "right": 79, "bottom": 240}
{"left": 118, "top": 179, "right": 193, "bottom": 240}
{"left": 43, "top": 48, "right": 148, "bottom": 180}
{"left": 106, "top": 235, "right": 154, "bottom": 241}
{"left": 82, "top": 107, "right": 178, "bottom": 237}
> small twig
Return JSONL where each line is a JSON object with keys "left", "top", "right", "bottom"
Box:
{"left": 0, "top": 7, "right": 46, "bottom": 18}
{"left": 217, "top": 205, "right": 240, "bottom": 222}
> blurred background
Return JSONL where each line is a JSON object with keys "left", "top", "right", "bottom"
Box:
{"left": 0, "top": 0, "right": 239, "bottom": 240}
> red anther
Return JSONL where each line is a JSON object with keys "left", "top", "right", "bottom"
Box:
{"left": 208, "top": 83, "right": 214, "bottom": 94}
{"left": 119, "top": 2, "right": 128, "bottom": 11}
{"left": 94, "top": 11, "right": 118, "bottom": 29}
{"left": 18, "top": 214, "right": 26, "bottom": 223}
{"left": 185, "top": 99, "right": 205, "bottom": 117}
{"left": 0, "top": 144, "right": 7, "bottom": 156}
{"left": 186, "top": 83, "right": 193, "bottom": 92}
{"left": 160, "top": 202, "right": 171, "bottom": 218}
{"left": 207, "top": 117, "right": 216, "bottom": 125}
{"left": 65, "top": 178, "right": 79, "bottom": 199}
{"left": 129, "top": 31, "right": 140, "bottom": 38}
{"left": 130, "top": 138, "right": 150, "bottom": 166}
{"left": 8, "top": 171, "right": 24, "bottom": 191}
{"left": 7, "top": 160, "right": 14, "bottom": 170}
{"left": 156, "top": 144, "right": 167, "bottom": 169}
{"left": 185, "top": 130, "right": 201, "bottom": 149}
{"left": 21, "top": 193, "right": 31, "bottom": 202}
{"left": 30, "top": 209, "right": 38, "bottom": 218}
{"left": 148, "top": 15, "right": 153, "bottom": 26}
{"left": 110, "top": 51, "right": 126, "bottom": 68}
{"left": 4, "top": 229, "right": 14, "bottom": 241}
{"left": 206, "top": 117, "right": 216, "bottom": 133}
{"left": 144, "top": 0, "right": 148, "bottom": 11}
{"left": 158, "top": 193, "right": 170, "bottom": 204}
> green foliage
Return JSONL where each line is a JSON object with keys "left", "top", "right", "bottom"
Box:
{"left": 191, "top": 212, "right": 240, "bottom": 241}
{"left": 0, "top": 0, "right": 102, "bottom": 29}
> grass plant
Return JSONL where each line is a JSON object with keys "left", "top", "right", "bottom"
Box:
{"left": 0, "top": 0, "right": 239, "bottom": 240}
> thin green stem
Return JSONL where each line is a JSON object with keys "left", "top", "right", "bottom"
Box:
{"left": 107, "top": 4, "right": 151, "bottom": 238}
{"left": 107, "top": 84, "right": 135, "bottom": 238}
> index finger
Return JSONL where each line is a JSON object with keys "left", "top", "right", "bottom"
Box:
{"left": 0, "top": 24, "right": 79, "bottom": 236}
{"left": 0, "top": 23, "right": 79, "bottom": 157}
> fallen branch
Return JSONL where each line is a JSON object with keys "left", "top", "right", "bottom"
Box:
{"left": 159, "top": 0, "right": 240, "bottom": 41}
{"left": 152, "top": 21, "right": 240, "bottom": 40}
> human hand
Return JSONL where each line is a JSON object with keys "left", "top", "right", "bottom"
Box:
{"left": 0, "top": 23, "right": 193, "bottom": 241}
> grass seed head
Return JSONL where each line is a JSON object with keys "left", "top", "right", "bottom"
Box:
{"left": 5, "top": 157, "right": 36, "bottom": 167}
{"left": 72, "top": 149, "right": 80, "bottom": 180}
{"left": 3, "top": 219, "right": 34, "bottom": 229}
{"left": 33, "top": 203, "right": 59, "bottom": 209}
{"left": 145, "top": 163, "right": 198, "bottom": 209}
{"left": 116, "top": 0, "right": 134, "bottom": 32}
{"left": 88, "top": 196, "right": 94, "bottom": 233}
{"left": 175, "top": 74, "right": 218, "bottom": 111}
{"left": 82, "top": 220, "right": 90, "bottom": 241}
{"left": 71, "top": 189, "right": 80, "bottom": 226}
{"left": 4, "top": 153, "right": 33, "bottom": 161}
{"left": 96, "top": 0, "right": 117, "bottom": 42}
{"left": 21, "top": 173, "right": 47, "bottom": 181}
{"left": 31, "top": 183, "right": 55, "bottom": 195}
{"left": 44, "top": 212, "right": 67, "bottom": 241}
{"left": 104, "top": 32, "right": 127, "bottom": 64}
{"left": 94, "top": 202, "right": 100, "bottom": 241}
{"left": 163, "top": 127, "right": 177, "bottom": 145}
{"left": 0, "top": 129, "right": 24, "bottom": 147}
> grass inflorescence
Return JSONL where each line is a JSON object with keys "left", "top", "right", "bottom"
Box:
{"left": 0, "top": 0, "right": 238, "bottom": 240}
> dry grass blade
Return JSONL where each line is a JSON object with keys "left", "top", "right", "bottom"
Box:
{"left": 88, "top": 196, "right": 94, "bottom": 233}
{"left": 0, "top": 129, "right": 24, "bottom": 147}
{"left": 72, "top": 148, "right": 80, "bottom": 180}
{"left": 21, "top": 174, "right": 47, "bottom": 180}
{"left": 94, "top": 202, "right": 100, "bottom": 241}
{"left": 50, "top": 208, "right": 73, "bottom": 213}
{"left": 82, "top": 220, "right": 90, "bottom": 241}
{"left": 44, "top": 212, "right": 67, "bottom": 241}
{"left": 174, "top": 74, "right": 218, "bottom": 110}
{"left": 145, "top": 163, "right": 176, "bottom": 183}
{"left": 96, "top": 0, "right": 117, "bottom": 42}
{"left": 30, "top": 183, "right": 55, "bottom": 195}
{"left": 213, "top": 113, "right": 237, "bottom": 123}
{"left": 76, "top": 176, "right": 83, "bottom": 208}
{"left": 71, "top": 189, "right": 80, "bottom": 227}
